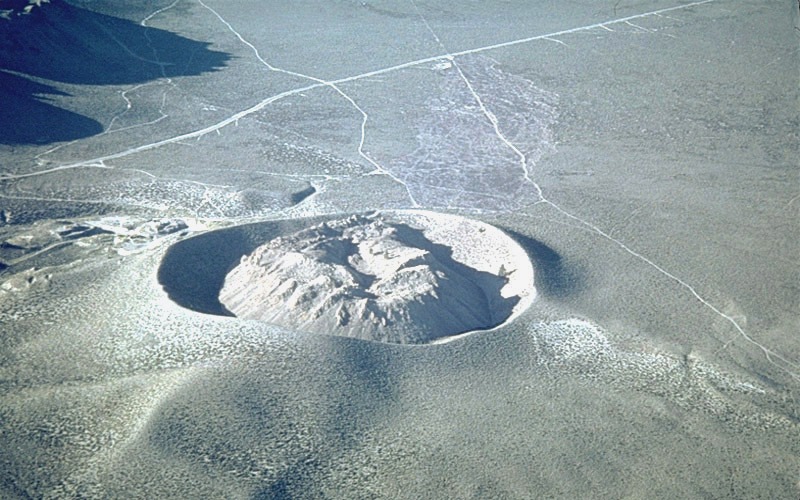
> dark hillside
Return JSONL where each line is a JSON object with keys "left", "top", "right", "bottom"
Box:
{"left": 0, "top": 0, "right": 229, "bottom": 144}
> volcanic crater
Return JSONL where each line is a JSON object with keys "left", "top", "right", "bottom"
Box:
{"left": 218, "top": 211, "right": 535, "bottom": 344}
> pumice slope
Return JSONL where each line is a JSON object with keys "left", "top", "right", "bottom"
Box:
{"left": 219, "top": 210, "right": 535, "bottom": 344}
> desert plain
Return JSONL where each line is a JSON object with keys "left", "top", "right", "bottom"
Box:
{"left": 0, "top": 0, "right": 798, "bottom": 497}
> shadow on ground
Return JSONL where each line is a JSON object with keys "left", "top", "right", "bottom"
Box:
{"left": 0, "top": 0, "right": 230, "bottom": 144}
{"left": 0, "top": 70, "right": 104, "bottom": 144}
{"left": 503, "top": 228, "right": 583, "bottom": 299}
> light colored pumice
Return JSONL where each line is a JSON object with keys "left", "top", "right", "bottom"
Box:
{"left": 219, "top": 211, "right": 535, "bottom": 344}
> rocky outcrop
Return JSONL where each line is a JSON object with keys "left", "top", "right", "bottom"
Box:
{"left": 219, "top": 213, "right": 521, "bottom": 344}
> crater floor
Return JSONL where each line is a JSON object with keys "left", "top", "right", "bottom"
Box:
{"left": 219, "top": 211, "right": 535, "bottom": 343}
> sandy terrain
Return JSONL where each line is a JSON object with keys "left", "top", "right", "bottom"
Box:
{"left": 0, "top": 0, "right": 798, "bottom": 498}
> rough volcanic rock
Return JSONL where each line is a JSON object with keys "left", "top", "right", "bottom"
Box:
{"left": 219, "top": 212, "right": 532, "bottom": 344}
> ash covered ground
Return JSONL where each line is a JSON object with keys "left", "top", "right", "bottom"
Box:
{"left": 0, "top": 0, "right": 798, "bottom": 498}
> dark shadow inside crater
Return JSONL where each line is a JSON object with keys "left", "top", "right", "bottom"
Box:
{"left": 159, "top": 216, "right": 359, "bottom": 317}
{"left": 158, "top": 220, "right": 288, "bottom": 317}
{"left": 159, "top": 215, "right": 522, "bottom": 341}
